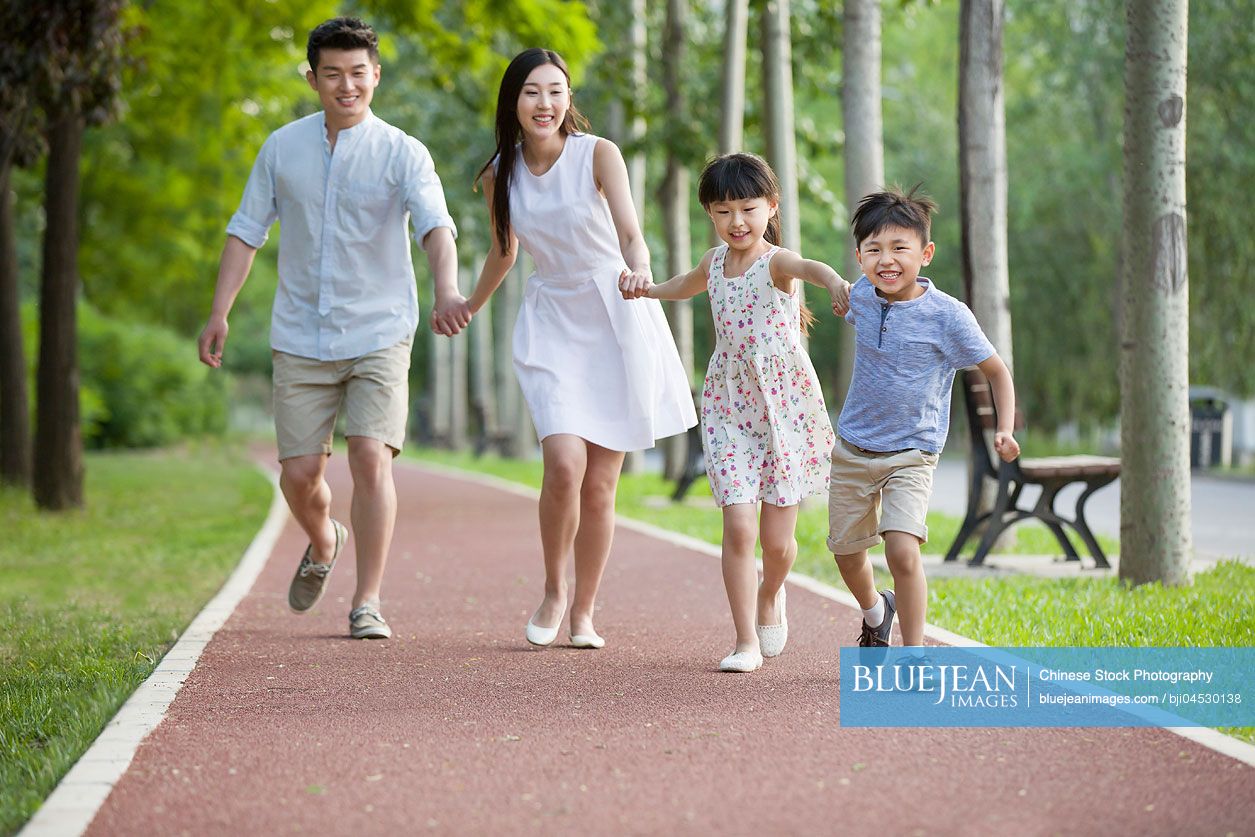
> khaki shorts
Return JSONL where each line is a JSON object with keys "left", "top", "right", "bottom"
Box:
{"left": 272, "top": 337, "right": 412, "bottom": 461}
{"left": 827, "top": 437, "right": 939, "bottom": 554}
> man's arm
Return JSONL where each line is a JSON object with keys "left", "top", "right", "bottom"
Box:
{"left": 976, "top": 353, "right": 1021, "bottom": 462}
{"left": 424, "top": 227, "right": 468, "bottom": 336}
{"left": 197, "top": 235, "right": 259, "bottom": 368}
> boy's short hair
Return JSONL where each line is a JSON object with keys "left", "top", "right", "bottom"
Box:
{"left": 307, "top": 17, "right": 379, "bottom": 71}
{"left": 851, "top": 184, "right": 938, "bottom": 249}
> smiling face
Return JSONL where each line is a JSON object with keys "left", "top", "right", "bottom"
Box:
{"left": 707, "top": 196, "right": 778, "bottom": 254}
{"left": 307, "top": 47, "right": 379, "bottom": 128}
{"left": 856, "top": 224, "right": 935, "bottom": 302}
{"left": 516, "top": 62, "right": 570, "bottom": 143}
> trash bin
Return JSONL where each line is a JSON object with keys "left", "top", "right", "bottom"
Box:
{"left": 1189, "top": 396, "right": 1232, "bottom": 469}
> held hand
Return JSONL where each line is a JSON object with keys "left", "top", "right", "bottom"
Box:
{"left": 198, "top": 316, "right": 229, "bottom": 368}
{"left": 994, "top": 432, "right": 1021, "bottom": 463}
{"left": 618, "top": 268, "right": 653, "bottom": 300}
{"left": 829, "top": 279, "right": 851, "bottom": 317}
{"left": 431, "top": 294, "right": 472, "bottom": 336}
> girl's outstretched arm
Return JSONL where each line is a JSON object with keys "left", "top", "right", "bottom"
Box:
{"left": 466, "top": 168, "right": 519, "bottom": 315}
{"left": 593, "top": 138, "right": 652, "bottom": 293}
{"left": 622, "top": 248, "right": 715, "bottom": 301}
{"left": 768, "top": 249, "right": 851, "bottom": 316}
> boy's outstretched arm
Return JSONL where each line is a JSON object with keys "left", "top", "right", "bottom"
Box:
{"left": 976, "top": 353, "right": 1021, "bottom": 462}
{"left": 768, "top": 250, "right": 851, "bottom": 316}
{"left": 621, "top": 248, "right": 715, "bottom": 302}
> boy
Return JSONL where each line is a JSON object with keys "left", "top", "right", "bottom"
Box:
{"left": 828, "top": 186, "right": 1019, "bottom": 651}
{"left": 197, "top": 18, "right": 469, "bottom": 639}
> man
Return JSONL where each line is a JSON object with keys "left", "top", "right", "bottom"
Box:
{"left": 197, "top": 17, "right": 470, "bottom": 639}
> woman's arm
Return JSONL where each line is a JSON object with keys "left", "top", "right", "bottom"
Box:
{"left": 465, "top": 168, "right": 519, "bottom": 316}
{"left": 768, "top": 249, "right": 851, "bottom": 316}
{"left": 593, "top": 138, "right": 651, "bottom": 293}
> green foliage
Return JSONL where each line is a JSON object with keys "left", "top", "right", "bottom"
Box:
{"left": 21, "top": 303, "right": 228, "bottom": 448}
{"left": 0, "top": 445, "right": 271, "bottom": 834}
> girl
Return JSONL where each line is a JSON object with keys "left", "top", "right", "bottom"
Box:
{"left": 621, "top": 153, "right": 848, "bottom": 672}
{"left": 466, "top": 49, "right": 696, "bottom": 649}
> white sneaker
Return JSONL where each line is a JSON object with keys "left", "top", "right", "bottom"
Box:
{"left": 756, "top": 585, "right": 788, "bottom": 658}
{"left": 719, "top": 649, "right": 764, "bottom": 673}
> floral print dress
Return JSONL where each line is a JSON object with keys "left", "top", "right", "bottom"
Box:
{"left": 701, "top": 244, "right": 836, "bottom": 507}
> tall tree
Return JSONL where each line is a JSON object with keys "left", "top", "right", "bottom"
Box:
{"left": 1119, "top": 0, "right": 1191, "bottom": 586}
{"left": 32, "top": 0, "right": 125, "bottom": 510}
{"left": 660, "top": 0, "right": 694, "bottom": 479}
{"left": 719, "top": 0, "right": 750, "bottom": 154}
{"left": 839, "top": 0, "right": 884, "bottom": 402}
{"left": 761, "top": 0, "right": 802, "bottom": 254}
{"left": 958, "top": 0, "right": 1013, "bottom": 370}
{"left": 0, "top": 0, "right": 48, "bottom": 488}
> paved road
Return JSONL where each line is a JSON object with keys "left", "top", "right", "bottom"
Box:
{"left": 931, "top": 459, "right": 1255, "bottom": 563}
{"left": 84, "top": 457, "right": 1253, "bottom": 835}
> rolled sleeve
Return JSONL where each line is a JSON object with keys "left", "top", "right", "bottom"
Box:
{"left": 400, "top": 136, "right": 456, "bottom": 249}
{"left": 226, "top": 135, "right": 278, "bottom": 248}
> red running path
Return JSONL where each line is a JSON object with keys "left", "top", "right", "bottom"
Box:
{"left": 86, "top": 457, "right": 1253, "bottom": 835}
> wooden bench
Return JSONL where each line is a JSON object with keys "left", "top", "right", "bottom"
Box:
{"left": 944, "top": 369, "right": 1121, "bottom": 567}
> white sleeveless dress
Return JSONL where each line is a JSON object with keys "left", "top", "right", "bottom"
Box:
{"left": 509, "top": 133, "right": 696, "bottom": 451}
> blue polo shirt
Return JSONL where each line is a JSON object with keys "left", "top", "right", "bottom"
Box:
{"left": 838, "top": 276, "right": 996, "bottom": 454}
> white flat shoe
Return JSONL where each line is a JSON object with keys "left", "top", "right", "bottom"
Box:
{"left": 719, "top": 649, "right": 764, "bottom": 673}
{"left": 525, "top": 617, "right": 560, "bottom": 647}
{"left": 569, "top": 631, "right": 606, "bottom": 649}
{"left": 756, "top": 586, "right": 788, "bottom": 658}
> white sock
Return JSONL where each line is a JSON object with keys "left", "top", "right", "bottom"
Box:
{"left": 903, "top": 645, "right": 928, "bottom": 659}
{"left": 862, "top": 593, "right": 885, "bottom": 627}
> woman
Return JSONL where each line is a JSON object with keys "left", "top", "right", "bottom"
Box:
{"left": 466, "top": 48, "right": 695, "bottom": 649}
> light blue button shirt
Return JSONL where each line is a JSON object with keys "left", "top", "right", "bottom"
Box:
{"left": 838, "top": 276, "right": 996, "bottom": 453}
{"left": 226, "top": 110, "right": 457, "bottom": 361}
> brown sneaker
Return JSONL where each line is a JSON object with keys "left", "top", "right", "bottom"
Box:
{"left": 288, "top": 519, "right": 347, "bottom": 613}
{"left": 349, "top": 603, "right": 392, "bottom": 639}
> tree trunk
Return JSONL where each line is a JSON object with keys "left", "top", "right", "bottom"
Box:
{"left": 840, "top": 0, "right": 884, "bottom": 407}
{"left": 497, "top": 256, "right": 535, "bottom": 458}
{"left": 33, "top": 112, "right": 85, "bottom": 510}
{"left": 0, "top": 162, "right": 32, "bottom": 487}
{"left": 719, "top": 0, "right": 750, "bottom": 154}
{"left": 761, "top": 0, "right": 801, "bottom": 254}
{"left": 958, "top": 0, "right": 1014, "bottom": 548}
{"left": 1119, "top": 0, "right": 1191, "bottom": 586}
{"left": 661, "top": 0, "right": 693, "bottom": 481}
{"left": 429, "top": 318, "right": 451, "bottom": 447}
{"left": 449, "top": 290, "right": 469, "bottom": 451}
{"left": 958, "top": 0, "right": 1013, "bottom": 369}
{"left": 469, "top": 260, "right": 497, "bottom": 454}
{"left": 623, "top": 0, "right": 648, "bottom": 475}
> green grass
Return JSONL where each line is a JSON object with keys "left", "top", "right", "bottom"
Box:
{"left": 0, "top": 444, "right": 271, "bottom": 836}
{"left": 411, "top": 447, "right": 1255, "bottom": 744}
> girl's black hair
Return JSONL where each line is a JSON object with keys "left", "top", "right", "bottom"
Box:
{"left": 698, "top": 153, "right": 815, "bottom": 335}
{"left": 697, "top": 152, "right": 783, "bottom": 247}
{"left": 476, "top": 48, "right": 590, "bottom": 255}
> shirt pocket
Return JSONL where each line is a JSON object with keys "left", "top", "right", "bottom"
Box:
{"left": 337, "top": 183, "right": 398, "bottom": 243}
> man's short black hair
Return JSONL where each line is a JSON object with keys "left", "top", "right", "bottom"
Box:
{"left": 307, "top": 17, "right": 379, "bottom": 71}
{"left": 851, "top": 184, "right": 938, "bottom": 249}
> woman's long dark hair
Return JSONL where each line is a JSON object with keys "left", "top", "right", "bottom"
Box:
{"left": 698, "top": 153, "right": 815, "bottom": 334}
{"left": 475, "top": 48, "right": 590, "bottom": 255}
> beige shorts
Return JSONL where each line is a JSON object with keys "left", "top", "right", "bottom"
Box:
{"left": 827, "top": 437, "right": 939, "bottom": 554}
{"left": 272, "top": 337, "right": 412, "bottom": 461}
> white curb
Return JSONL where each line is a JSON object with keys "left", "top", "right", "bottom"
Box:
{"left": 20, "top": 466, "right": 290, "bottom": 837}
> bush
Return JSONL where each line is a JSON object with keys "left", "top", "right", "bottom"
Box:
{"left": 21, "top": 303, "right": 228, "bottom": 448}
